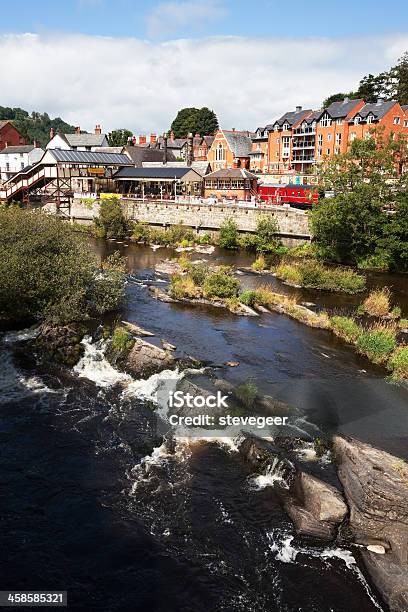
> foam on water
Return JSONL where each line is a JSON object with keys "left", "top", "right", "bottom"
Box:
{"left": 248, "top": 456, "right": 291, "bottom": 490}
{"left": 73, "top": 336, "right": 131, "bottom": 388}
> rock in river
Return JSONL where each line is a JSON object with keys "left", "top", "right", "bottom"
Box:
{"left": 333, "top": 436, "right": 408, "bottom": 612}
{"left": 126, "top": 337, "right": 176, "bottom": 378}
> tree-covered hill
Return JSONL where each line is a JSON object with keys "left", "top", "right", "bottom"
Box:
{"left": 0, "top": 106, "right": 76, "bottom": 147}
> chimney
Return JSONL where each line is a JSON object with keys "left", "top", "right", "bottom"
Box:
{"left": 163, "top": 134, "right": 168, "bottom": 165}
{"left": 343, "top": 97, "right": 349, "bottom": 104}
{"left": 33, "top": 139, "right": 38, "bottom": 148}
{"left": 296, "top": 105, "right": 302, "bottom": 112}
{"left": 49, "top": 127, "right": 55, "bottom": 139}
{"left": 187, "top": 132, "right": 193, "bottom": 166}
{"left": 150, "top": 133, "right": 157, "bottom": 145}
{"left": 170, "top": 130, "right": 175, "bottom": 140}
{"left": 232, "top": 127, "right": 236, "bottom": 131}
{"left": 95, "top": 124, "right": 102, "bottom": 135}
{"left": 75, "top": 126, "right": 81, "bottom": 134}
{"left": 132, "top": 135, "right": 137, "bottom": 146}
{"left": 139, "top": 134, "right": 146, "bottom": 145}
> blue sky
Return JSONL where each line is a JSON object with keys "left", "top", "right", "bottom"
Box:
{"left": 1, "top": 0, "right": 407, "bottom": 39}
{"left": 0, "top": 1, "right": 407, "bottom": 133}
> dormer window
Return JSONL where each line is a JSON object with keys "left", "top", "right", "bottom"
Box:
{"left": 393, "top": 117, "right": 401, "bottom": 125}
{"left": 319, "top": 115, "right": 331, "bottom": 127}
{"left": 367, "top": 114, "right": 374, "bottom": 124}
{"left": 354, "top": 116, "right": 361, "bottom": 124}
{"left": 282, "top": 122, "right": 290, "bottom": 131}
{"left": 274, "top": 125, "right": 279, "bottom": 132}
{"left": 336, "top": 119, "right": 343, "bottom": 125}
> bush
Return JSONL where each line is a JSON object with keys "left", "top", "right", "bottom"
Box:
{"left": 252, "top": 255, "right": 266, "bottom": 272}
{"left": 132, "top": 221, "right": 151, "bottom": 243}
{"left": 90, "top": 252, "right": 127, "bottom": 315}
{"left": 330, "top": 316, "right": 362, "bottom": 343}
{"left": 218, "top": 218, "right": 239, "bottom": 249}
{"left": 362, "top": 288, "right": 391, "bottom": 318}
{"left": 286, "top": 243, "right": 317, "bottom": 259}
{"left": 275, "top": 260, "right": 365, "bottom": 293}
{"left": 275, "top": 262, "right": 302, "bottom": 285}
{"left": 110, "top": 326, "right": 134, "bottom": 356}
{"left": 234, "top": 382, "right": 258, "bottom": 408}
{"left": 189, "top": 263, "right": 208, "bottom": 286}
{"left": 239, "top": 289, "right": 260, "bottom": 307}
{"left": 357, "top": 251, "right": 391, "bottom": 271}
{"left": 388, "top": 346, "right": 408, "bottom": 380}
{"left": 169, "top": 274, "right": 199, "bottom": 300}
{"left": 0, "top": 208, "right": 125, "bottom": 325}
{"left": 94, "top": 197, "right": 130, "bottom": 239}
{"left": 203, "top": 269, "right": 239, "bottom": 299}
{"left": 255, "top": 215, "right": 279, "bottom": 252}
{"left": 356, "top": 324, "right": 397, "bottom": 364}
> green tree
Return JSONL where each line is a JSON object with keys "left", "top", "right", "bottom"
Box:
{"left": 170, "top": 107, "right": 219, "bottom": 138}
{"left": 0, "top": 208, "right": 125, "bottom": 324}
{"left": 323, "top": 92, "right": 358, "bottom": 107}
{"left": 218, "top": 218, "right": 239, "bottom": 249}
{"left": 94, "top": 197, "right": 131, "bottom": 239}
{"left": 0, "top": 106, "right": 76, "bottom": 147}
{"left": 392, "top": 51, "right": 408, "bottom": 105}
{"left": 107, "top": 128, "right": 133, "bottom": 147}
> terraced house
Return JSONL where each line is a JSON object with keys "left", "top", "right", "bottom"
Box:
{"left": 255, "top": 98, "right": 408, "bottom": 175}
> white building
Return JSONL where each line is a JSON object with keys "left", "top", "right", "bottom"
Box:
{"left": 46, "top": 125, "right": 109, "bottom": 151}
{"left": 0, "top": 145, "right": 44, "bottom": 182}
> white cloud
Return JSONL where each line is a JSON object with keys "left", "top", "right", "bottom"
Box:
{"left": 146, "top": 1, "right": 227, "bottom": 39}
{"left": 0, "top": 32, "right": 407, "bottom": 135}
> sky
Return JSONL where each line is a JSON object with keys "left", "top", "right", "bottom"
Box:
{"left": 0, "top": 0, "right": 407, "bottom": 134}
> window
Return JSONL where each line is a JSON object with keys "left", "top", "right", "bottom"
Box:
{"left": 367, "top": 114, "right": 374, "bottom": 124}
{"left": 276, "top": 138, "right": 279, "bottom": 144}
{"left": 336, "top": 119, "right": 343, "bottom": 125}
{"left": 317, "top": 147, "right": 322, "bottom": 157}
{"left": 404, "top": 120, "right": 408, "bottom": 127}
{"left": 215, "top": 143, "right": 226, "bottom": 161}
{"left": 354, "top": 116, "right": 360, "bottom": 124}
{"left": 319, "top": 115, "right": 332, "bottom": 127}
{"left": 276, "top": 152, "right": 279, "bottom": 158}
{"left": 274, "top": 125, "right": 279, "bottom": 132}
{"left": 282, "top": 123, "right": 290, "bottom": 131}
{"left": 335, "top": 133, "right": 342, "bottom": 146}
{"left": 21, "top": 161, "right": 24, "bottom": 170}
{"left": 317, "top": 134, "right": 323, "bottom": 146}
{"left": 327, "top": 134, "right": 332, "bottom": 141}
{"left": 393, "top": 117, "right": 401, "bottom": 125}
{"left": 335, "top": 147, "right": 340, "bottom": 154}
{"left": 326, "top": 148, "right": 330, "bottom": 155}
{"left": 349, "top": 132, "right": 356, "bottom": 142}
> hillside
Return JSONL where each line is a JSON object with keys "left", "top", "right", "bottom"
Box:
{"left": 0, "top": 106, "right": 76, "bottom": 148}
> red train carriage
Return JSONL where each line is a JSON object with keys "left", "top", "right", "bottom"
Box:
{"left": 258, "top": 183, "right": 318, "bottom": 209}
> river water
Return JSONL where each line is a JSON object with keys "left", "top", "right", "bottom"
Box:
{"left": 1, "top": 239, "right": 407, "bottom": 611}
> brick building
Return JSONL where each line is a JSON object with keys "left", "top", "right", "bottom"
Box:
{"left": 203, "top": 168, "right": 258, "bottom": 200}
{"left": 0, "top": 121, "right": 27, "bottom": 151}
{"left": 207, "top": 129, "right": 253, "bottom": 171}
{"left": 193, "top": 134, "right": 214, "bottom": 161}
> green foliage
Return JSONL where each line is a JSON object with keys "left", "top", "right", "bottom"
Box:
{"left": 275, "top": 260, "right": 365, "bottom": 293}
{"left": 252, "top": 255, "right": 266, "bottom": 272}
{"left": 388, "top": 346, "right": 408, "bottom": 380}
{"left": 239, "top": 290, "right": 260, "bottom": 307}
{"left": 0, "top": 208, "right": 125, "bottom": 325}
{"left": 90, "top": 252, "right": 127, "bottom": 315}
{"left": 362, "top": 288, "right": 391, "bottom": 318}
{"left": 169, "top": 274, "right": 199, "bottom": 300}
{"left": 239, "top": 216, "right": 279, "bottom": 253}
{"left": 330, "top": 316, "right": 362, "bottom": 343}
{"left": 356, "top": 324, "right": 397, "bottom": 364}
{"left": 357, "top": 251, "right": 391, "bottom": 271}
{"left": 322, "top": 92, "right": 359, "bottom": 107}
{"left": 131, "top": 221, "right": 151, "bottom": 243}
{"left": 110, "top": 326, "right": 135, "bottom": 355}
{"left": 94, "top": 198, "right": 130, "bottom": 239}
{"left": 149, "top": 224, "right": 194, "bottom": 246}
{"left": 107, "top": 129, "right": 133, "bottom": 147}
{"left": 170, "top": 107, "right": 218, "bottom": 138}
{"left": 203, "top": 269, "right": 239, "bottom": 299}
{"left": 218, "top": 218, "right": 239, "bottom": 249}
{"left": 189, "top": 263, "right": 209, "bottom": 286}
{"left": 0, "top": 105, "right": 75, "bottom": 147}
{"left": 286, "top": 242, "right": 317, "bottom": 259}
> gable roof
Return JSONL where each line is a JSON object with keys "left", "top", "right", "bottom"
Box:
{"left": 303, "top": 110, "right": 321, "bottom": 125}
{"left": 325, "top": 98, "right": 363, "bottom": 119}
{"left": 222, "top": 130, "right": 253, "bottom": 157}
{"left": 64, "top": 133, "right": 107, "bottom": 147}
{"left": 205, "top": 168, "right": 258, "bottom": 180}
{"left": 0, "top": 145, "right": 36, "bottom": 154}
{"left": 114, "top": 166, "right": 202, "bottom": 180}
{"left": 267, "top": 109, "right": 312, "bottom": 129}
{"left": 142, "top": 160, "right": 211, "bottom": 176}
{"left": 402, "top": 104, "right": 408, "bottom": 113}
{"left": 203, "top": 136, "right": 215, "bottom": 147}
{"left": 352, "top": 100, "right": 396, "bottom": 121}
{"left": 124, "top": 145, "right": 176, "bottom": 166}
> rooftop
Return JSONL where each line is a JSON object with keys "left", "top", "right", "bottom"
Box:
{"left": 223, "top": 130, "right": 253, "bottom": 157}
{"left": 353, "top": 99, "right": 397, "bottom": 120}
{"left": 325, "top": 98, "right": 364, "bottom": 119}
{"left": 48, "top": 149, "right": 131, "bottom": 165}
{"left": 205, "top": 168, "right": 258, "bottom": 180}
{"left": 0, "top": 145, "right": 36, "bottom": 154}
{"left": 64, "top": 133, "right": 107, "bottom": 147}
{"left": 114, "top": 166, "right": 201, "bottom": 180}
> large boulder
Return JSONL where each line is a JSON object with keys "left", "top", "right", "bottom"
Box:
{"left": 126, "top": 338, "right": 175, "bottom": 378}
{"left": 284, "top": 472, "right": 347, "bottom": 540}
{"left": 333, "top": 436, "right": 408, "bottom": 612}
{"left": 36, "top": 322, "right": 85, "bottom": 366}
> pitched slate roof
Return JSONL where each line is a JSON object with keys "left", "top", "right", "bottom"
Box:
{"left": 204, "top": 168, "right": 258, "bottom": 180}
{"left": 49, "top": 149, "right": 131, "bottom": 165}
{"left": 325, "top": 98, "right": 363, "bottom": 119}
{"left": 124, "top": 145, "right": 176, "bottom": 166}
{"left": 203, "top": 136, "right": 215, "bottom": 147}
{"left": 142, "top": 161, "right": 210, "bottom": 176}
{"left": 402, "top": 104, "right": 408, "bottom": 112}
{"left": 0, "top": 145, "right": 35, "bottom": 154}
{"left": 114, "top": 167, "right": 201, "bottom": 180}
{"left": 222, "top": 131, "right": 253, "bottom": 157}
{"left": 352, "top": 100, "right": 396, "bottom": 120}
{"left": 303, "top": 110, "right": 321, "bottom": 125}
{"left": 64, "top": 133, "right": 107, "bottom": 147}
{"left": 266, "top": 109, "right": 312, "bottom": 129}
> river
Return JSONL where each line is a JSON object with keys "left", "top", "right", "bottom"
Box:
{"left": 1, "top": 239, "right": 407, "bottom": 611}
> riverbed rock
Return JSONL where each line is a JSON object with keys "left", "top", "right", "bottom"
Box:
{"left": 155, "top": 259, "right": 182, "bottom": 275}
{"left": 284, "top": 472, "right": 347, "bottom": 540}
{"left": 36, "top": 322, "right": 85, "bottom": 366}
{"left": 333, "top": 436, "right": 408, "bottom": 612}
{"left": 121, "top": 321, "right": 155, "bottom": 337}
{"left": 126, "top": 338, "right": 175, "bottom": 378}
{"left": 161, "top": 340, "right": 176, "bottom": 351}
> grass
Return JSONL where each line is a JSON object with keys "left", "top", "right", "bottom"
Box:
{"left": 110, "top": 326, "right": 135, "bottom": 356}
{"left": 234, "top": 382, "right": 258, "bottom": 408}
{"left": 169, "top": 274, "right": 200, "bottom": 300}
{"left": 361, "top": 287, "right": 391, "bottom": 318}
{"left": 203, "top": 268, "right": 239, "bottom": 299}
{"left": 274, "top": 260, "right": 366, "bottom": 294}
{"left": 330, "top": 316, "right": 362, "bottom": 343}
{"left": 388, "top": 346, "right": 408, "bottom": 380}
{"left": 252, "top": 255, "right": 267, "bottom": 272}
{"left": 356, "top": 323, "right": 397, "bottom": 364}
{"left": 286, "top": 242, "right": 317, "bottom": 259}
{"left": 399, "top": 319, "right": 408, "bottom": 330}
